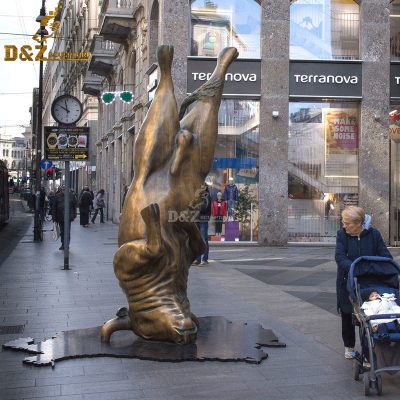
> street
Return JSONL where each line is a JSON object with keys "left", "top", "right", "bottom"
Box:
{"left": 0, "top": 197, "right": 400, "bottom": 399}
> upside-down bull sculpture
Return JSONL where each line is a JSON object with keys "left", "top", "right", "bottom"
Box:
{"left": 101, "top": 45, "right": 238, "bottom": 344}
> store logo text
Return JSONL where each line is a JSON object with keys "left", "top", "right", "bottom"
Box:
{"left": 192, "top": 72, "right": 257, "bottom": 82}
{"left": 293, "top": 74, "right": 358, "bottom": 84}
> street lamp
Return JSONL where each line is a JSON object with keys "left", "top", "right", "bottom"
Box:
{"left": 33, "top": 0, "right": 46, "bottom": 242}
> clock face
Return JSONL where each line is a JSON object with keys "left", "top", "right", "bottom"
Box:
{"left": 51, "top": 95, "right": 83, "bottom": 125}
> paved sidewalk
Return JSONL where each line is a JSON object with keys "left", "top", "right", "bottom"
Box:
{"left": 1, "top": 199, "right": 400, "bottom": 399}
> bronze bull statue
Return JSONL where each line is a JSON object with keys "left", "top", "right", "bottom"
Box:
{"left": 101, "top": 45, "right": 238, "bottom": 344}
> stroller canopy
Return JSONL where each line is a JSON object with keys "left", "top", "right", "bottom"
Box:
{"left": 346, "top": 256, "right": 400, "bottom": 302}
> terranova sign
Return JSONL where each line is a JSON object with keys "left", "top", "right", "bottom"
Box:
{"left": 187, "top": 58, "right": 261, "bottom": 96}
{"left": 289, "top": 60, "right": 362, "bottom": 99}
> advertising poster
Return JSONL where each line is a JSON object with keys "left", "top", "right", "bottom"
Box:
{"left": 389, "top": 109, "right": 400, "bottom": 141}
{"left": 44, "top": 126, "right": 89, "bottom": 161}
{"left": 323, "top": 109, "right": 358, "bottom": 177}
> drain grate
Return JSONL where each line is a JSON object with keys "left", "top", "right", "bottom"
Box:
{"left": 0, "top": 325, "right": 25, "bottom": 335}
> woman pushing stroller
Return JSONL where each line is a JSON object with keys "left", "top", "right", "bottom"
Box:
{"left": 335, "top": 206, "right": 393, "bottom": 360}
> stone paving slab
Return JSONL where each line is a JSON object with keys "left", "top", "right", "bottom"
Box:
{"left": 0, "top": 199, "right": 400, "bottom": 399}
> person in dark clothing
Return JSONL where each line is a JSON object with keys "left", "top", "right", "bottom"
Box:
{"left": 193, "top": 185, "right": 211, "bottom": 265}
{"left": 37, "top": 187, "right": 47, "bottom": 221}
{"left": 47, "top": 191, "right": 55, "bottom": 217}
{"left": 335, "top": 205, "right": 392, "bottom": 360}
{"left": 79, "top": 186, "right": 92, "bottom": 227}
{"left": 52, "top": 187, "right": 77, "bottom": 250}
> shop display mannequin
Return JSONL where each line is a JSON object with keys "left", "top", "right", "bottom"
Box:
{"left": 224, "top": 178, "right": 238, "bottom": 220}
{"left": 212, "top": 192, "right": 227, "bottom": 236}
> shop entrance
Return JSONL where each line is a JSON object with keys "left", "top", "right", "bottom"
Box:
{"left": 390, "top": 139, "right": 400, "bottom": 246}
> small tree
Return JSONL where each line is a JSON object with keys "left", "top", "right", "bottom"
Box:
{"left": 235, "top": 184, "right": 258, "bottom": 237}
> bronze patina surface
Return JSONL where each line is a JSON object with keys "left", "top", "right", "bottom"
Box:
{"left": 3, "top": 316, "right": 286, "bottom": 366}
{"left": 109, "top": 45, "right": 239, "bottom": 344}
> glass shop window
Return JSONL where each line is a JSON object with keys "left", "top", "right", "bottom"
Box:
{"left": 190, "top": 0, "right": 261, "bottom": 59}
{"left": 205, "top": 99, "right": 259, "bottom": 242}
{"left": 290, "top": 0, "right": 360, "bottom": 60}
{"left": 391, "top": 1, "right": 400, "bottom": 60}
{"left": 288, "top": 102, "right": 360, "bottom": 242}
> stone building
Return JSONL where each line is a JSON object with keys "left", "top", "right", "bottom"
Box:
{"left": 43, "top": 0, "right": 100, "bottom": 192}
{"left": 0, "top": 134, "right": 29, "bottom": 183}
{"left": 47, "top": 0, "right": 400, "bottom": 245}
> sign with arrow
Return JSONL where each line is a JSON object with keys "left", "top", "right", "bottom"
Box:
{"left": 39, "top": 159, "right": 53, "bottom": 170}
{"left": 44, "top": 126, "right": 89, "bottom": 161}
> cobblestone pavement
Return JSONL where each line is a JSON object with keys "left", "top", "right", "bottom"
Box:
{"left": 0, "top": 198, "right": 400, "bottom": 399}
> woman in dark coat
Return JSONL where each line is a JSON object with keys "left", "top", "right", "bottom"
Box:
{"left": 335, "top": 206, "right": 392, "bottom": 360}
{"left": 79, "top": 187, "right": 93, "bottom": 227}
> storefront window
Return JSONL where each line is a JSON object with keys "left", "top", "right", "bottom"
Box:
{"left": 290, "top": 0, "right": 360, "bottom": 60}
{"left": 190, "top": 0, "right": 261, "bottom": 59}
{"left": 389, "top": 106, "right": 400, "bottom": 245}
{"left": 391, "top": 1, "right": 400, "bottom": 60}
{"left": 288, "top": 102, "right": 359, "bottom": 241}
{"left": 206, "top": 99, "right": 259, "bottom": 241}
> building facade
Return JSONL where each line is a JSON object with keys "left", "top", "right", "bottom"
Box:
{"left": 48, "top": 0, "right": 400, "bottom": 245}
{"left": 42, "top": 0, "right": 100, "bottom": 193}
{"left": 0, "top": 134, "right": 29, "bottom": 184}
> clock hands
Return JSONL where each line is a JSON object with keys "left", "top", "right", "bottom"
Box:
{"left": 64, "top": 100, "right": 70, "bottom": 113}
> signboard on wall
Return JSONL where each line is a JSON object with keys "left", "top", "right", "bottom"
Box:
{"left": 290, "top": 61, "right": 362, "bottom": 99}
{"left": 44, "top": 126, "right": 89, "bottom": 161}
{"left": 187, "top": 58, "right": 261, "bottom": 95}
{"left": 390, "top": 63, "right": 400, "bottom": 100}
{"left": 323, "top": 109, "right": 358, "bottom": 178}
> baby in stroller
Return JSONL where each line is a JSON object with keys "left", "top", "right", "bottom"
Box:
{"left": 361, "top": 289, "right": 400, "bottom": 334}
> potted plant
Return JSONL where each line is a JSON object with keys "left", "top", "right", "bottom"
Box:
{"left": 234, "top": 184, "right": 258, "bottom": 240}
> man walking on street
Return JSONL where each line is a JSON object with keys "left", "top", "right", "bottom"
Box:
{"left": 52, "top": 186, "right": 77, "bottom": 250}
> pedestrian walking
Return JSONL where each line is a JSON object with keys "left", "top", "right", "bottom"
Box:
{"left": 91, "top": 189, "right": 105, "bottom": 224}
{"left": 192, "top": 184, "right": 211, "bottom": 266}
{"left": 47, "top": 190, "right": 55, "bottom": 217}
{"left": 78, "top": 186, "right": 92, "bottom": 227}
{"left": 335, "top": 205, "right": 392, "bottom": 360}
{"left": 52, "top": 186, "right": 77, "bottom": 250}
{"left": 37, "top": 187, "right": 46, "bottom": 222}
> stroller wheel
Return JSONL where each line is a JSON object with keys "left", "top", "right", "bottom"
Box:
{"left": 363, "top": 374, "right": 371, "bottom": 396}
{"left": 375, "top": 375, "right": 382, "bottom": 396}
{"left": 352, "top": 361, "right": 361, "bottom": 381}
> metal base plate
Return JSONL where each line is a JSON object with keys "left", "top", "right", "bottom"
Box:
{"left": 2, "top": 316, "right": 286, "bottom": 367}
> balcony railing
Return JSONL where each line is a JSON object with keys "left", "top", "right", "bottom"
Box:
{"left": 99, "top": 0, "right": 135, "bottom": 44}
{"left": 88, "top": 35, "right": 118, "bottom": 77}
{"left": 82, "top": 71, "right": 103, "bottom": 96}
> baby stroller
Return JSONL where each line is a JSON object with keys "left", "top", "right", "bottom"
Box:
{"left": 347, "top": 256, "right": 400, "bottom": 396}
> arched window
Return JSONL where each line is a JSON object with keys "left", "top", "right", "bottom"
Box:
{"left": 391, "top": 1, "right": 400, "bottom": 60}
{"left": 190, "top": 0, "right": 261, "bottom": 59}
{"left": 290, "top": 0, "right": 360, "bottom": 60}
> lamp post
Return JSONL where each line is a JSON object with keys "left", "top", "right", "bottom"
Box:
{"left": 33, "top": 0, "right": 47, "bottom": 242}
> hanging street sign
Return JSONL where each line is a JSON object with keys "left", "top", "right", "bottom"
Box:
{"left": 44, "top": 126, "right": 89, "bottom": 161}
{"left": 39, "top": 159, "right": 53, "bottom": 170}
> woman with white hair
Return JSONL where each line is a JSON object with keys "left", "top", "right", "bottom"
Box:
{"left": 335, "top": 206, "right": 392, "bottom": 360}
